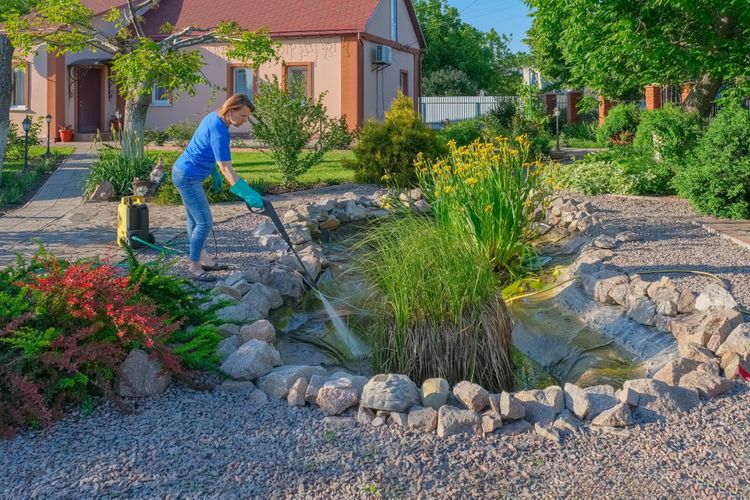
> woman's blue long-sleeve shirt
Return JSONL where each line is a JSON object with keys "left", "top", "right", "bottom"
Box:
{"left": 172, "top": 112, "right": 231, "bottom": 179}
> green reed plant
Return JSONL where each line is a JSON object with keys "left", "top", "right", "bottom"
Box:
{"left": 415, "top": 136, "right": 544, "bottom": 276}
{"left": 355, "top": 215, "right": 514, "bottom": 390}
{"left": 85, "top": 131, "right": 154, "bottom": 198}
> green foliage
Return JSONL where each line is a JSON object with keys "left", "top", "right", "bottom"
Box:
{"left": 6, "top": 118, "right": 42, "bottom": 160}
{"left": 488, "top": 98, "right": 518, "bottom": 132}
{"left": 85, "top": 139, "right": 154, "bottom": 198}
{"left": 251, "top": 77, "right": 351, "bottom": 186}
{"left": 167, "top": 324, "right": 221, "bottom": 372}
{"left": 542, "top": 149, "right": 675, "bottom": 196}
{"left": 344, "top": 93, "right": 447, "bottom": 186}
{"left": 561, "top": 122, "right": 602, "bottom": 148}
{"left": 633, "top": 104, "right": 702, "bottom": 162}
{"left": 597, "top": 103, "right": 640, "bottom": 146}
{"left": 525, "top": 0, "right": 750, "bottom": 102}
{"left": 355, "top": 215, "right": 514, "bottom": 390}
{"left": 1, "top": 148, "right": 72, "bottom": 208}
{"left": 144, "top": 129, "right": 168, "bottom": 146}
{"left": 674, "top": 103, "right": 750, "bottom": 219}
{"left": 438, "top": 117, "right": 487, "bottom": 147}
{"left": 421, "top": 68, "right": 478, "bottom": 96}
{"left": 415, "top": 0, "right": 523, "bottom": 94}
{"left": 163, "top": 121, "right": 198, "bottom": 148}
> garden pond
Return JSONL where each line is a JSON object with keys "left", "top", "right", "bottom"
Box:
{"left": 270, "top": 224, "right": 646, "bottom": 390}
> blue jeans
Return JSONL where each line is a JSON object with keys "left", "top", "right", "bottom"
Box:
{"left": 172, "top": 168, "right": 212, "bottom": 262}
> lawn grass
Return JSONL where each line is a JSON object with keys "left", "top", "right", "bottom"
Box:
{"left": 1, "top": 146, "right": 76, "bottom": 210}
{"left": 148, "top": 149, "right": 356, "bottom": 186}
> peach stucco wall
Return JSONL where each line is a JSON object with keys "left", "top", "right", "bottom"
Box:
{"left": 144, "top": 38, "right": 343, "bottom": 133}
{"left": 10, "top": 47, "right": 49, "bottom": 137}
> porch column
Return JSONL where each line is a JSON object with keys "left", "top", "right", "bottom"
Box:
{"left": 46, "top": 52, "right": 66, "bottom": 141}
{"left": 644, "top": 85, "right": 662, "bottom": 110}
{"left": 567, "top": 91, "right": 582, "bottom": 123}
{"left": 598, "top": 95, "right": 613, "bottom": 125}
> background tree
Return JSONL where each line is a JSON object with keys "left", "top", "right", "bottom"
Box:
{"left": 0, "top": 0, "right": 37, "bottom": 184}
{"left": 525, "top": 0, "right": 750, "bottom": 116}
{"left": 5, "top": 0, "right": 279, "bottom": 157}
{"left": 414, "top": 0, "right": 523, "bottom": 95}
{"left": 422, "top": 68, "right": 478, "bottom": 96}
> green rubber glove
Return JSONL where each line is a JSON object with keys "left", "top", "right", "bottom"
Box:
{"left": 229, "top": 178, "right": 264, "bottom": 209}
{"left": 210, "top": 166, "right": 223, "bottom": 192}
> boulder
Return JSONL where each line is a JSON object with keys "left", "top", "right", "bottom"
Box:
{"left": 216, "top": 302, "right": 265, "bottom": 324}
{"left": 389, "top": 412, "right": 408, "bottom": 427}
{"left": 720, "top": 352, "right": 749, "bottom": 380}
{"left": 436, "top": 406, "right": 481, "bottom": 438}
{"left": 421, "top": 378, "right": 450, "bottom": 410}
{"left": 621, "top": 378, "right": 700, "bottom": 421}
{"left": 615, "top": 231, "right": 639, "bottom": 242}
{"left": 115, "top": 349, "right": 171, "bottom": 397}
{"left": 608, "top": 283, "right": 631, "bottom": 308}
{"left": 616, "top": 386, "right": 639, "bottom": 406}
{"left": 498, "top": 420, "right": 533, "bottom": 436}
{"left": 216, "top": 335, "right": 241, "bottom": 361}
{"left": 553, "top": 409, "right": 583, "bottom": 434}
{"left": 247, "top": 283, "right": 284, "bottom": 310}
{"left": 243, "top": 265, "right": 272, "bottom": 285}
{"left": 716, "top": 323, "right": 750, "bottom": 357}
{"left": 591, "top": 403, "right": 634, "bottom": 427}
{"left": 677, "top": 290, "right": 697, "bottom": 314}
{"left": 452, "top": 381, "right": 490, "bottom": 412}
{"left": 627, "top": 298, "right": 657, "bottom": 326}
{"left": 490, "top": 392, "right": 526, "bottom": 420}
{"left": 239, "top": 319, "right": 277, "bottom": 344}
{"left": 534, "top": 423, "right": 561, "bottom": 444}
{"left": 220, "top": 340, "right": 282, "bottom": 381}
{"left": 678, "top": 341, "right": 715, "bottom": 363}
{"left": 678, "top": 371, "right": 734, "bottom": 398}
{"left": 317, "top": 384, "right": 359, "bottom": 416}
{"left": 319, "top": 216, "right": 340, "bottom": 231}
{"left": 670, "top": 313, "right": 709, "bottom": 341}
{"left": 360, "top": 374, "right": 421, "bottom": 413}
{"left": 563, "top": 383, "right": 590, "bottom": 420}
{"left": 214, "top": 284, "right": 244, "bottom": 301}
{"left": 515, "top": 386, "right": 565, "bottom": 425}
{"left": 583, "top": 385, "right": 618, "bottom": 419}
{"left": 481, "top": 411, "right": 503, "bottom": 434}
{"left": 653, "top": 357, "right": 700, "bottom": 385}
{"left": 217, "top": 323, "right": 241, "bottom": 338}
{"left": 285, "top": 225, "right": 312, "bottom": 246}
{"left": 253, "top": 220, "right": 277, "bottom": 237}
{"left": 90, "top": 181, "right": 115, "bottom": 202}
{"left": 655, "top": 300, "right": 678, "bottom": 317}
{"left": 654, "top": 314, "right": 674, "bottom": 333}
{"left": 646, "top": 277, "right": 677, "bottom": 300}
{"left": 586, "top": 272, "right": 629, "bottom": 304}
{"left": 217, "top": 380, "right": 257, "bottom": 395}
{"left": 681, "top": 310, "right": 743, "bottom": 349}
{"left": 408, "top": 407, "right": 438, "bottom": 433}
{"left": 698, "top": 359, "right": 721, "bottom": 377}
{"left": 305, "top": 372, "right": 368, "bottom": 405}
{"left": 357, "top": 406, "right": 376, "bottom": 425}
{"left": 258, "top": 235, "right": 289, "bottom": 251}
{"left": 694, "top": 283, "right": 738, "bottom": 312}
{"left": 269, "top": 266, "right": 305, "bottom": 303}
{"left": 592, "top": 235, "right": 616, "bottom": 249}
{"left": 256, "top": 365, "right": 328, "bottom": 399}
{"left": 287, "top": 378, "right": 308, "bottom": 406}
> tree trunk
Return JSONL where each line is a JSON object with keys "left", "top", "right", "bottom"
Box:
{"left": 122, "top": 91, "right": 150, "bottom": 158}
{"left": 683, "top": 74, "right": 723, "bottom": 118}
{"left": 0, "top": 35, "right": 14, "bottom": 186}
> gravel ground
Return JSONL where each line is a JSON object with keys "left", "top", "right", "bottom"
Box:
{"left": 2, "top": 191, "right": 750, "bottom": 498}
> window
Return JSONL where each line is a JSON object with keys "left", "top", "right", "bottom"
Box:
{"left": 231, "top": 67, "right": 254, "bottom": 98}
{"left": 400, "top": 70, "right": 409, "bottom": 97}
{"left": 390, "top": 0, "right": 398, "bottom": 41}
{"left": 151, "top": 84, "right": 170, "bottom": 106}
{"left": 11, "top": 66, "right": 28, "bottom": 110}
{"left": 283, "top": 63, "right": 312, "bottom": 99}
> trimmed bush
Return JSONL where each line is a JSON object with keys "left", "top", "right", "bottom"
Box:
{"left": 438, "top": 117, "right": 486, "bottom": 147}
{"left": 674, "top": 103, "right": 750, "bottom": 219}
{"left": 344, "top": 93, "right": 447, "bottom": 186}
{"left": 633, "top": 104, "right": 702, "bottom": 162}
{"left": 597, "top": 103, "right": 640, "bottom": 146}
{"left": 164, "top": 121, "right": 198, "bottom": 148}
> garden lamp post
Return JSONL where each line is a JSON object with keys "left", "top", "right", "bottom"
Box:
{"left": 553, "top": 105, "right": 561, "bottom": 152}
{"left": 22, "top": 116, "right": 32, "bottom": 173}
{"left": 45, "top": 114, "right": 52, "bottom": 158}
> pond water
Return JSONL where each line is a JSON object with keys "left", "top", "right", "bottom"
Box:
{"left": 271, "top": 224, "right": 645, "bottom": 389}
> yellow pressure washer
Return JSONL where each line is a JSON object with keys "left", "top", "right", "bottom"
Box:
{"left": 117, "top": 196, "right": 155, "bottom": 248}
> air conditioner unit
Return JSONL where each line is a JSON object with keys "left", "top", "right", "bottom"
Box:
{"left": 373, "top": 45, "right": 392, "bottom": 66}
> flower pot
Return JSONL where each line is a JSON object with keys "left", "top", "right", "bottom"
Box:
{"left": 59, "top": 128, "right": 75, "bottom": 142}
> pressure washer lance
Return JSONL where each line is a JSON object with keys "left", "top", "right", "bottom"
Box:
{"left": 251, "top": 199, "right": 319, "bottom": 290}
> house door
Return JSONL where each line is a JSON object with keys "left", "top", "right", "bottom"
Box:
{"left": 77, "top": 67, "right": 101, "bottom": 133}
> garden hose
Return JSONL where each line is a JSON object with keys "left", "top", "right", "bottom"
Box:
{"left": 130, "top": 235, "right": 185, "bottom": 255}
{"left": 504, "top": 277, "right": 579, "bottom": 304}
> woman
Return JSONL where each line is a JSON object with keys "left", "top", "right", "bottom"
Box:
{"left": 172, "top": 93, "right": 264, "bottom": 281}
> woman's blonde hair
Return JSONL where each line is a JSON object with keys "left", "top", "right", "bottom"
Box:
{"left": 218, "top": 93, "right": 255, "bottom": 117}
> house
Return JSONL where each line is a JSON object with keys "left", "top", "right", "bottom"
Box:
{"left": 7, "top": 0, "right": 426, "bottom": 139}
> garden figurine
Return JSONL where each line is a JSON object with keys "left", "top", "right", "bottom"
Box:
{"left": 171, "top": 93, "right": 264, "bottom": 281}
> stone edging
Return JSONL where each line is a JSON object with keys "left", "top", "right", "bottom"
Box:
{"left": 116, "top": 193, "right": 750, "bottom": 441}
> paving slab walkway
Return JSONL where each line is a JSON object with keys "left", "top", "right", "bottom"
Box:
{"left": 0, "top": 145, "right": 371, "bottom": 267}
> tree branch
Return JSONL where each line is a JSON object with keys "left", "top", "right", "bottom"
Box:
{"left": 168, "top": 32, "right": 216, "bottom": 51}
{"left": 125, "top": 0, "right": 145, "bottom": 38}
{"left": 158, "top": 25, "right": 211, "bottom": 49}
{"left": 134, "top": 0, "right": 161, "bottom": 17}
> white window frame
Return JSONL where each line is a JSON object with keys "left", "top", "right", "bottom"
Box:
{"left": 151, "top": 84, "right": 171, "bottom": 106}
{"left": 11, "top": 65, "right": 28, "bottom": 111}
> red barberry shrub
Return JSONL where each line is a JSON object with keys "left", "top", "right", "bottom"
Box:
{"left": 0, "top": 253, "right": 191, "bottom": 437}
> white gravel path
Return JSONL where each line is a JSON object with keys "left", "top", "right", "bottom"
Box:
{"left": 2, "top": 191, "right": 750, "bottom": 498}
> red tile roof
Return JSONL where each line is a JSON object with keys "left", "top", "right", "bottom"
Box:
{"left": 81, "top": 0, "right": 382, "bottom": 35}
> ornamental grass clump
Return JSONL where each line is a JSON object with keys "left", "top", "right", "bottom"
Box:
{"left": 416, "top": 137, "right": 544, "bottom": 276}
{"left": 357, "top": 216, "right": 514, "bottom": 391}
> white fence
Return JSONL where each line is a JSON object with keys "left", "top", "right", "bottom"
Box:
{"left": 420, "top": 96, "right": 518, "bottom": 128}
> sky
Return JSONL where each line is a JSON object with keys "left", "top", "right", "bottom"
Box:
{"left": 444, "top": 0, "right": 533, "bottom": 53}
